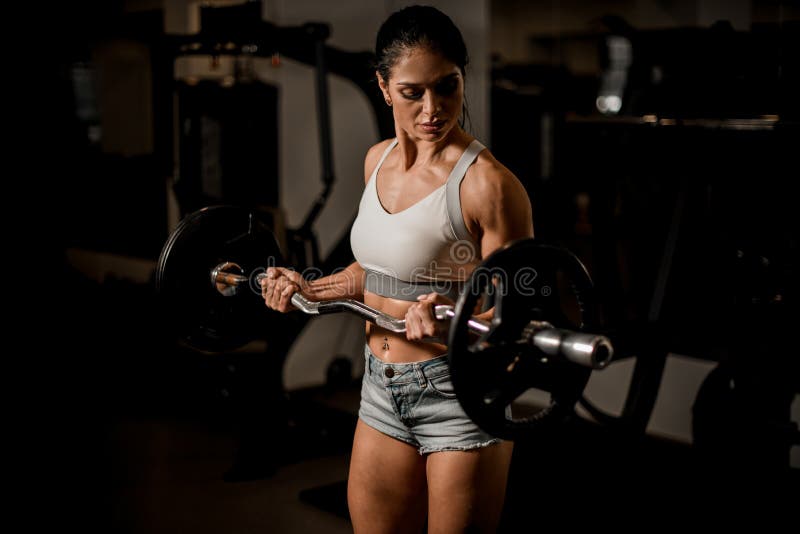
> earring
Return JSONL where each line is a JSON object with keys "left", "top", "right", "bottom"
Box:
{"left": 385, "top": 98, "right": 392, "bottom": 107}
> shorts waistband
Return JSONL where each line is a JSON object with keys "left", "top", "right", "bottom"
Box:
{"left": 364, "top": 345, "right": 451, "bottom": 386}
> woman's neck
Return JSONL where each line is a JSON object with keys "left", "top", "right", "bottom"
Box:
{"left": 394, "top": 128, "right": 472, "bottom": 171}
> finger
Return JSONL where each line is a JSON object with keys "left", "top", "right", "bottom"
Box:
{"left": 405, "top": 309, "right": 417, "bottom": 340}
{"left": 266, "top": 278, "right": 279, "bottom": 308}
{"left": 408, "top": 307, "right": 426, "bottom": 340}
{"left": 287, "top": 270, "right": 305, "bottom": 285}
{"left": 275, "top": 267, "right": 304, "bottom": 285}
{"left": 414, "top": 297, "right": 436, "bottom": 320}
{"left": 271, "top": 278, "right": 287, "bottom": 308}
{"left": 407, "top": 318, "right": 420, "bottom": 341}
{"left": 415, "top": 301, "right": 440, "bottom": 338}
{"left": 266, "top": 278, "right": 279, "bottom": 301}
{"left": 275, "top": 277, "right": 289, "bottom": 295}
{"left": 265, "top": 282, "right": 275, "bottom": 308}
{"left": 414, "top": 308, "right": 435, "bottom": 337}
{"left": 279, "top": 283, "right": 297, "bottom": 311}
{"left": 280, "top": 283, "right": 300, "bottom": 312}
{"left": 420, "top": 291, "right": 454, "bottom": 306}
{"left": 423, "top": 317, "right": 437, "bottom": 337}
{"left": 267, "top": 275, "right": 278, "bottom": 291}
{"left": 262, "top": 278, "right": 274, "bottom": 302}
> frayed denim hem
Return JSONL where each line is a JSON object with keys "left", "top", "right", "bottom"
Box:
{"left": 418, "top": 438, "right": 503, "bottom": 455}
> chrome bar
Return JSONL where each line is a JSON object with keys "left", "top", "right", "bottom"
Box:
{"left": 222, "top": 270, "right": 611, "bottom": 369}
{"left": 521, "top": 321, "right": 613, "bottom": 369}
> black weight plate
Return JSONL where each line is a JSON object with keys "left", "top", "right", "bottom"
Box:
{"left": 448, "top": 239, "right": 596, "bottom": 440}
{"left": 156, "top": 205, "right": 283, "bottom": 352}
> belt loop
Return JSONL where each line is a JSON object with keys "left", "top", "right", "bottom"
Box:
{"left": 414, "top": 363, "right": 427, "bottom": 388}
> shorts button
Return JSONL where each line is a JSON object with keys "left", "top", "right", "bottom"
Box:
{"left": 384, "top": 368, "right": 395, "bottom": 378}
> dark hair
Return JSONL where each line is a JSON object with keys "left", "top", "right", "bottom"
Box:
{"left": 375, "top": 5, "right": 469, "bottom": 82}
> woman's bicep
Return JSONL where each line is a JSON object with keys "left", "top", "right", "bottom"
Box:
{"left": 476, "top": 171, "right": 534, "bottom": 258}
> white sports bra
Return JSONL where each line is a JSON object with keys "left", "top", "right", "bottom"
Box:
{"left": 349, "top": 138, "right": 485, "bottom": 301}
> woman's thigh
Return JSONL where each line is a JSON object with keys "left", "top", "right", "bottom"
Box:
{"left": 425, "top": 441, "right": 514, "bottom": 534}
{"left": 348, "top": 420, "right": 428, "bottom": 534}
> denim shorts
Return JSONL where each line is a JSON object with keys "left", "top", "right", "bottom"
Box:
{"left": 358, "top": 344, "right": 503, "bottom": 455}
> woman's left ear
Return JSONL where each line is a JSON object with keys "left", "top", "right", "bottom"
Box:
{"left": 377, "top": 72, "right": 392, "bottom": 106}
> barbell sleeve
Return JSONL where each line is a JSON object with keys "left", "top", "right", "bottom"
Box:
{"left": 215, "top": 272, "right": 248, "bottom": 286}
{"left": 523, "top": 325, "right": 613, "bottom": 369}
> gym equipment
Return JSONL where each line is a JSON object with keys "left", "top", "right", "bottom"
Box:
{"left": 448, "top": 239, "right": 601, "bottom": 439}
{"left": 156, "top": 205, "right": 614, "bottom": 439}
{"left": 156, "top": 205, "right": 283, "bottom": 352}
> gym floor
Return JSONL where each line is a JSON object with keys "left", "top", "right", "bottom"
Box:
{"left": 52, "top": 371, "right": 798, "bottom": 534}
{"left": 106, "top": 400, "right": 356, "bottom": 533}
{"left": 57, "top": 395, "right": 797, "bottom": 534}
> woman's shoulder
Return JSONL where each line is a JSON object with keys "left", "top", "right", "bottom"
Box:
{"left": 461, "top": 144, "right": 533, "bottom": 243}
{"left": 464, "top": 145, "right": 520, "bottom": 195}
{"left": 461, "top": 144, "right": 532, "bottom": 228}
{"left": 363, "top": 138, "right": 397, "bottom": 184}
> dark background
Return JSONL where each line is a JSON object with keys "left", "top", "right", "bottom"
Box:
{"left": 19, "top": 0, "right": 799, "bottom": 531}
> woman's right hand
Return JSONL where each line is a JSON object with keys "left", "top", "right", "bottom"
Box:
{"left": 261, "top": 267, "right": 307, "bottom": 313}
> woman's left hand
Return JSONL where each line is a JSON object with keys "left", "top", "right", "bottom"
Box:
{"left": 404, "top": 292, "right": 454, "bottom": 342}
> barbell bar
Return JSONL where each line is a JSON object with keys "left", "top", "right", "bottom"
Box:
{"left": 210, "top": 262, "right": 613, "bottom": 370}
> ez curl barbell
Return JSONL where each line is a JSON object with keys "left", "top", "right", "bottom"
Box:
{"left": 213, "top": 264, "right": 612, "bottom": 370}
{"left": 156, "top": 205, "right": 614, "bottom": 439}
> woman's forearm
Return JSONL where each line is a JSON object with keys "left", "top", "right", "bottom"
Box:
{"left": 302, "top": 262, "right": 365, "bottom": 302}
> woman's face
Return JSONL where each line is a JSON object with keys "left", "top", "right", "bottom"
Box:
{"left": 378, "top": 46, "right": 464, "bottom": 142}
